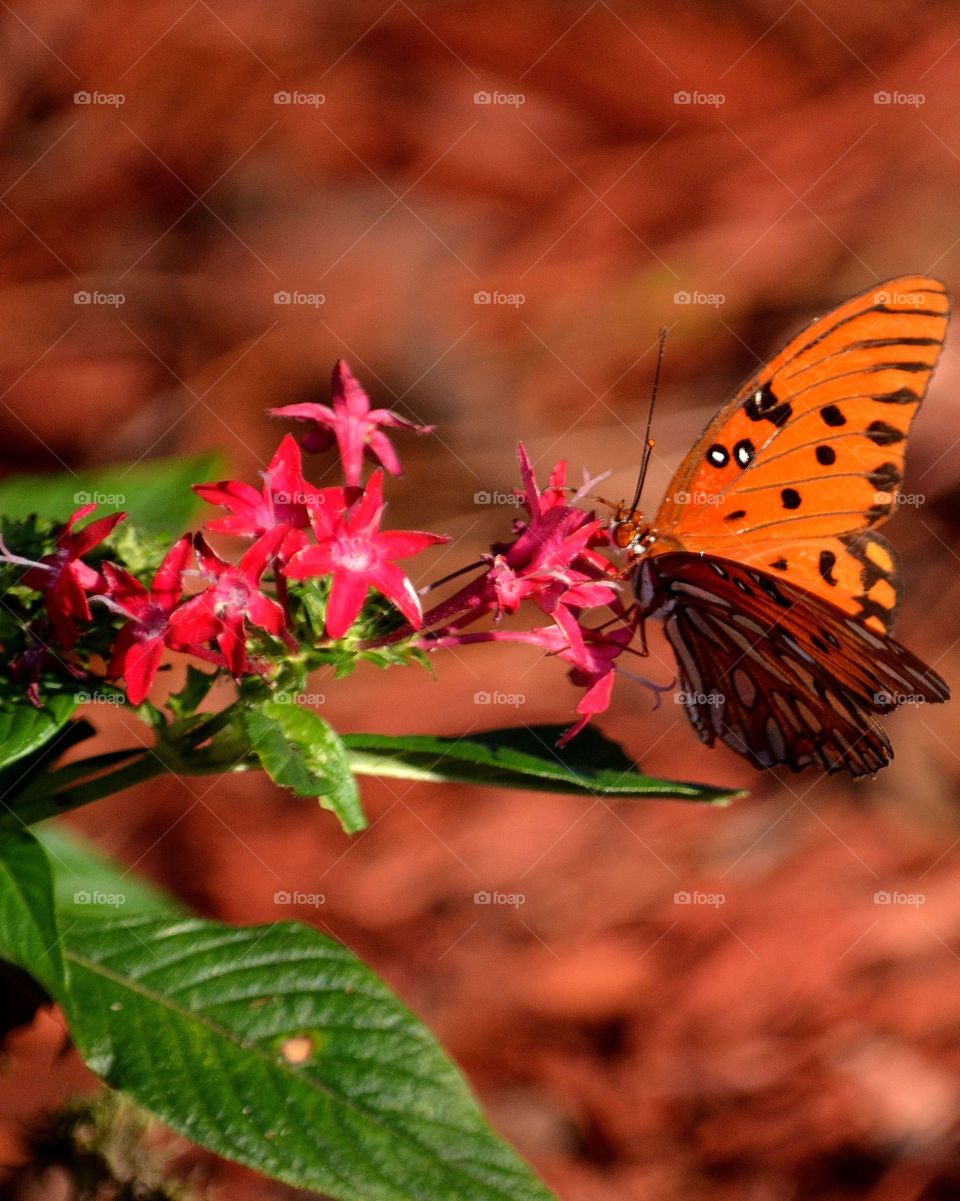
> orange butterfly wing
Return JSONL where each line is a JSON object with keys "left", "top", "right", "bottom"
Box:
{"left": 637, "top": 551, "right": 949, "bottom": 776}
{"left": 650, "top": 276, "right": 949, "bottom": 632}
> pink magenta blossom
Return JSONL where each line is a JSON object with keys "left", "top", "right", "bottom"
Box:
{"left": 193, "top": 434, "right": 354, "bottom": 555}
{"left": 168, "top": 526, "right": 288, "bottom": 675}
{"left": 270, "top": 360, "right": 434, "bottom": 486}
{"left": 103, "top": 535, "right": 193, "bottom": 704}
{"left": 22, "top": 504, "right": 126, "bottom": 648}
{"left": 284, "top": 468, "right": 448, "bottom": 639}
{"left": 380, "top": 445, "right": 634, "bottom": 738}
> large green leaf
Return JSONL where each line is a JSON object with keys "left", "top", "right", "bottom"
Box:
{"left": 0, "top": 827, "right": 64, "bottom": 994}
{"left": 0, "top": 451, "right": 223, "bottom": 534}
{"left": 61, "top": 916, "right": 556, "bottom": 1201}
{"left": 344, "top": 725, "right": 742, "bottom": 804}
{"left": 244, "top": 702, "right": 366, "bottom": 833}
{"left": 35, "top": 824, "right": 184, "bottom": 919}
{"left": 0, "top": 695, "right": 78, "bottom": 773}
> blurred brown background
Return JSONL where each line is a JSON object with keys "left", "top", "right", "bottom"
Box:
{"left": 3, "top": 1, "right": 960, "bottom": 1198}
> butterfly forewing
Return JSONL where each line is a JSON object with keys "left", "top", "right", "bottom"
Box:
{"left": 649, "top": 277, "right": 948, "bottom": 631}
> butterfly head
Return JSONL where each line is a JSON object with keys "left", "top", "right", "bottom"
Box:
{"left": 609, "top": 503, "right": 656, "bottom": 555}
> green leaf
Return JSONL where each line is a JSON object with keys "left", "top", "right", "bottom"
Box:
{"left": 244, "top": 702, "right": 366, "bottom": 833}
{"left": 60, "top": 916, "right": 556, "bottom": 1201}
{"left": 0, "top": 451, "right": 223, "bottom": 535}
{"left": 166, "top": 665, "right": 219, "bottom": 719}
{"left": 344, "top": 725, "right": 742, "bottom": 804}
{"left": 0, "top": 695, "right": 79, "bottom": 772}
{"left": 0, "top": 827, "right": 64, "bottom": 993}
{"left": 35, "top": 825, "right": 184, "bottom": 920}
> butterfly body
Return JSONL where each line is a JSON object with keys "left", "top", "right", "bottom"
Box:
{"left": 615, "top": 276, "right": 951, "bottom": 776}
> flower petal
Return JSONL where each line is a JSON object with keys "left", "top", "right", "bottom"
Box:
{"left": 217, "top": 610, "right": 249, "bottom": 676}
{"left": 283, "top": 543, "right": 337, "bottom": 580}
{"left": 118, "top": 633, "right": 166, "bottom": 706}
{"left": 348, "top": 469, "right": 385, "bottom": 535}
{"left": 365, "top": 428, "right": 403, "bottom": 477}
{"left": 332, "top": 359, "right": 371, "bottom": 420}
{"left": 367, "top": 559, "right": 423, "bottom": 628}
{"left": 324, "top": 570, "right": 370, "bottom": 639}
{"left": 516, "top": 443, "right": 541, "bottom": 519}
{"left": 70, "top": 510, "right": 126, "bottom": 557}
{"left": 269, "top": 402, "right": 337, "bottom": 426}
{"left": 245, "top": 590, "right": 285, "bottom": 635}
{"left": 376, "top": 529, "right": 449, "bottom": 559}
{"left": 237, "top": 524, "right": 289, "bottom": 584}
{"left": 152, "top": 535, "right": 193, "bottom": 609}
{"left": 102, "top": 563, "right": 150, "bottom": 615}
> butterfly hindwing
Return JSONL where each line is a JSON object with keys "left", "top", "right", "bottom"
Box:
{"left": 637, "top": 552, "right": 949, "bottom": 777}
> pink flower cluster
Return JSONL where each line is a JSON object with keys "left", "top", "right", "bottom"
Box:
{"left": 4, "top": 360, "right": 638, "bottom": 741}
{"left": 399, "top": 446, "right": 637, "bottom": 743}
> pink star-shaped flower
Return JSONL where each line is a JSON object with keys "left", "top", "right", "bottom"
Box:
{"left": 103, "top": 535, "right": 193, "bottom": 704}
{"left": 167, "top": 526, "right": 288, "bottom": 676}
{"left": 283, "top": 469, "right": 448, "bottom": 639}
{"left": 193, "top": 435, "right": 355, "bottom": 557}
{"left": 23, "top": 504, "right": 126, "bottom": 648}
{"left": 270, "top": 360, "right": 434, "bottom": 486}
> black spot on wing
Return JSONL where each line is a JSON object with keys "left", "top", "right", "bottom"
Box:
{"left": 869, "top": 362, "right": 929, "bottom": 374}
{"left": 781, "top": 488, "right": 802, "bottom": 510}
{"left": 821, "top": 405, "right": 846, "bottom": 427}
{"left": 734, "top": 438, "right": 755, "bottom": 467}
{"left": 866, "top": 501, "right": 892, "bottom": 525}
{"left": 756, "top": 574, "right": 791, "bottom": 608}
{"left": 815, "top": 444, "right": 836, "bottom": 465}
{"left": 866, "top": 421, "right": 905, "bottom": 445}
{"left": 872, "top": 387, "right": 919, "bottom": 404}
{"left": 745, "top": 382, "right": 792, "bottom": 427}
{"left": 819, "top": 550, "right": 838, "bottom": 586}
{"left": 867, "top": 462, "right": 902, "bottom": 491}
{"left": 850, "top": 337, "right": 941, "bottom": 349}
{"left": 724, "top": 509, "right": 746, "bottom": 523}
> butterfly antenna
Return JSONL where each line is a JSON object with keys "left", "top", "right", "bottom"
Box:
{"left": 629, "top": 325, "right": 668, "bottom": 514}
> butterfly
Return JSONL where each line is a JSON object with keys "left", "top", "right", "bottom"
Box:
{"left": 613, "top": 276, "right": 950, "bottom": 776}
